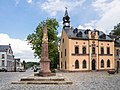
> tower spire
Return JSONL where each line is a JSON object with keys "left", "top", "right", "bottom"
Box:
{"left": 63, "top": 7, "right": 70, "bottom": 29}
{"left": 64, "top": 7, "right": 68, "bottom": 17}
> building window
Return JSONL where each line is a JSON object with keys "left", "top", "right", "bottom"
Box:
{"left": 107, "top": 47, "right": 110, "bottom": 54}
{"left": 61, "top": 52, "right": 62, "bottom": 58}
{"left": 2, "top": 54, "right": 5, "bottom": 59}
{"left": 61, "top": 62, "right": 62, "bottom": 69}
{"left": 9, "top": 49, "right": 11, "bottom": 53}
{"left": 116, "top": 49, "right": 119, "bottom": 56}
{"left": 76, "top": 31, "right": 82, "bottom": 37}
{"left": 75, "top": 60, "right": 79, "bottom": 69}
{"left": 62, "top": 38, "right": 64, "bottom": 43}
{"left": 101, "top": 47, "right": 104, "bottom": 54}
{"left": 92, "top": 47, "right": 95, "bottom": 54}
{"left": 83, "top": 60, "right": 86, "bottom": 68}
{"left": 101, "top": 59, "right": 104, "bottom": 68}
{"left": 82, "top": 47, "right": 86, "bottom": 54}
{"left": 107, "top": 59, "right": 110, "bottom": 67}
{"left": 65, "top": 61, "right": 66, "bottom": 69}
{"left": 75, "top": 46, "right": 79, "bottom": 54}
{"left": 2, "top": 60, "right": 5, "bottom": 66}
{"left": 65, "top": 49, "right": 66, "bottom": 56}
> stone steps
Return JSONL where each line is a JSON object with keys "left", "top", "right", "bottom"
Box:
{"left": 12, "top": 81, "right": 72, "bottom": 85}
{"left": 11, "top": 76, "right": 73, "bottom": 85}
{"left": 20, "top": 77, "right": 65, "bottom": 81}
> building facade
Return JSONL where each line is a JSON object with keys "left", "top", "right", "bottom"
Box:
{"left": 14, "top": 58, "right": 22, "bottom": 71}
{"left": 59, "top": 9, "right": 115, "bottom": 71}
{"left": 0, "top": 44, "right": 14, "bottom": 71}
{"left": 114, "top": 36, "right": 120, "bottom": 70}
{"left": 109, "top": 34, "right": 120, "bottom": 70}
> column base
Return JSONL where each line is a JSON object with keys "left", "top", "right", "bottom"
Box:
{"left": 34, "top": 71, "right": 56, "bottom": 77}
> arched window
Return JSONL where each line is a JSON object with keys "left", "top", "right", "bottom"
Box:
{"left": 75, "top": 60, "right": 79, "bottom": 69}
{"left": 107, "top": 59, "right": 110, "bottom": 67}
{"left": 101, "top": 47, "right": 104, "bottom": 54}
{"left": 92, "top": 47, "right": 95, "bottom": 54}
{"left": 101, "top": 59, "right": 104, "bottom": 68}
{"left": 83, "top": 60, "right": 86, "bottom": 68}
{"left": 82, "top": 47, "right": 86, "bottom": 54}
{"left": 75, "top": 46, "right": 79, "bottom": 54}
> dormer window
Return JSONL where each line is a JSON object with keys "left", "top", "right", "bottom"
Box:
{"left": 76, "top": 31, "right": 82, "bottom": 37}
{"left": 73, "top": 28, "right": 78, "bottom": 33}
{"left": 100, "top": 34, "right": 106, "bottom": 39}
{"left": 102, "top": 34, "right": 106, "bottom": 39}
{"left": 84, "top": 30, "right": 89, "bottom": 34}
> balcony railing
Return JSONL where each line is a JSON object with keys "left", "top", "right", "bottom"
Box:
{"left": 71, "top": 53, "right": 89, "bottom": 56}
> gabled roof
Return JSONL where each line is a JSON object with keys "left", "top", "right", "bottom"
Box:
{"left": 0, "top": 45, "right": 11, "bottom": 52}
{"left": 63, "top": 27, "right": 113, "bottom": 41}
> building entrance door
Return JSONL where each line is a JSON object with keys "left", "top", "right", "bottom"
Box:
{"left": 92, "top": 59, "right": 96, "bottom": 70}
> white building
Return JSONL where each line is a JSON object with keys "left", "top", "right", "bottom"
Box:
{"left": 15, "top": 58, "right": 22, "bottom": 71}
{"left": 0, "top": 44, "right": 14, "bottom": 71}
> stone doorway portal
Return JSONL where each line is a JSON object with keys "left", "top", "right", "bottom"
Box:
{"left": 92, "top": 59, "right": 96, "bottom": 70}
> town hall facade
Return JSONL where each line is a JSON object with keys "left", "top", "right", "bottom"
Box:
{"left": 59, "top": 9, "right": 115, "bottom": 71}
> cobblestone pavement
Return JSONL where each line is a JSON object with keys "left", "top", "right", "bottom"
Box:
{"left": 0, "top": 70, "right": 120, "bottom": 90}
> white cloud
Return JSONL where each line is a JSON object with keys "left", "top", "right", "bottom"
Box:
{"left": 78, "top": 20, "right": 97, "bottom": 30}
{"left": 40, "top": 0, "right": 86, "bottom": 16}
{"left": 92, "top": 0, "right": 120, "bottom": 33}
{"left": 27, "top": 0, "right": 33, "bottom": 4}
{"left": 0, "top": 33, "right": 39, "bottom": 62}
{"left": 15, "top": 0, "right": 20, "bottom": 6}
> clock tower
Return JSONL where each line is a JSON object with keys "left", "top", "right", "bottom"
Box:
{"left": 63, "top": 7, "right": 70, "bottom": 29}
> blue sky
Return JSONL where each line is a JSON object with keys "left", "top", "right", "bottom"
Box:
{"left": 0, "top": 0, "right": 120, "bottom": 62}
{"left": 0, "top": 0, "right": 99, "bottom": 39}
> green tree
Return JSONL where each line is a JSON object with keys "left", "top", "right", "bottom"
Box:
{"left": 27, "top": 18, "right": 59, "bottom": 69}
{"left": 112, "top": 23, "right": 120, "bottom": 36}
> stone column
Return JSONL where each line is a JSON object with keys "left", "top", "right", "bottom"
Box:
{"left": 38, "top": 25, "right": 54, "bottom": 77}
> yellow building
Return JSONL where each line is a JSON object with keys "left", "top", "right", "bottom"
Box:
{"left": 109, "top": 34, "right": 120, "bottom": 70}
{"left": 59, "top": 9, "right": 115, "bottom": 71}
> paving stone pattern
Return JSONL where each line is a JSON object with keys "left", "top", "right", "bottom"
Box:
{"left": 0, "top": 70, "right": 120, "bottom": 90}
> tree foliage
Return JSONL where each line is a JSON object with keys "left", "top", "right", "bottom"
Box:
{"left": 112, "top": 23, "right": 120, "bottom": 36}
{"left": 27, "top": 18, "right": 59, "bottom": 69}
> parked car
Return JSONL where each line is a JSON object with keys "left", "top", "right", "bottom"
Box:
{"left": 18, "top": 68, "right": 25, "bottom": 72}
{"left": 0, "top": 68, "right": 7, "bottom": 72}
{"left": 17, "top": 67, "right": 25, "bottom": 72}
